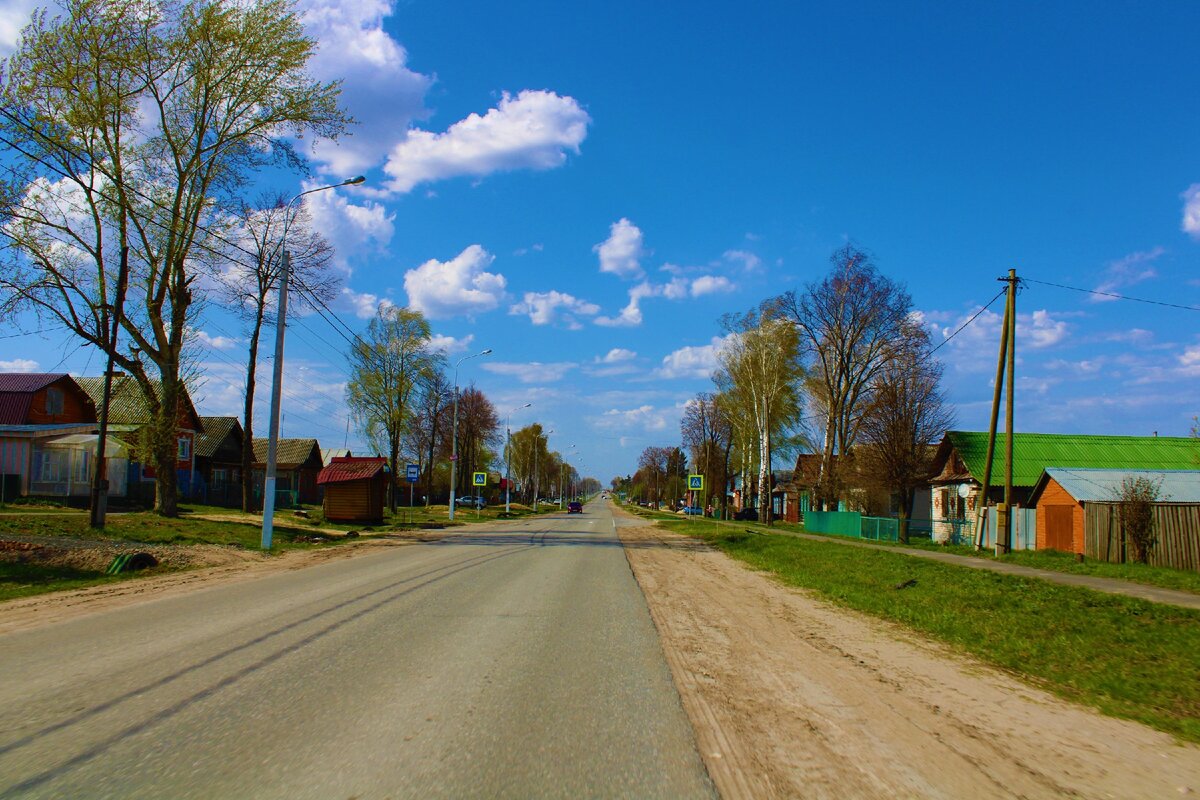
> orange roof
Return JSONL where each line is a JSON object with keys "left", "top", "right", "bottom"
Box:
{"left": 317, "top": 456, "right": 388, "bottom": 485}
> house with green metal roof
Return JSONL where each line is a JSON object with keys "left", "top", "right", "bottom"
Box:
{"left": 926, "top": 431, "right": 1199, "bottom": 547}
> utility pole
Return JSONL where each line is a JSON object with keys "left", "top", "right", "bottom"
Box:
{"left": 975, "top": 270, "right": 1018, "bottom": 553}
{"left": 90, "top": 246, "right": 129, "bottom": 529}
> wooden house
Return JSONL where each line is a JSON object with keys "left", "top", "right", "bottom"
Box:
{"left": 1028, "top": 468, "right": 1200, "bottom": 571}
{"left": 318, "top": 457, "right": 388, "bottom": 523}
{"left": 251, "top": 438, "right": 324, "bottom": 506}
{"left": 195, "top": 416, "right": 244, "bottom": 507}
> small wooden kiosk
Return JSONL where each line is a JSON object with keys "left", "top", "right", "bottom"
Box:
{"left": 317, "top": 457, "right": 388, "bottom": 524}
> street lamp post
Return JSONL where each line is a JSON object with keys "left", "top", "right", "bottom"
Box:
{"left": 559, "top": 444, "right": 576, "bottom": 510}
{"left": 505, "top": 402, "right": 531, "bottom": 514}
{"left": 448, "top": 348, "right": 492, "bottom": 520}
{"left": 261, "top": 176, "right": 364, "bottom": 550}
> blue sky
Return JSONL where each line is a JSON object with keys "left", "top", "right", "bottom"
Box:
{"left": 2, "top": 0, "right": 1199, "bottom": 483}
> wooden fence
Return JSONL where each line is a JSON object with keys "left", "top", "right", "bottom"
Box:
{"left": 1083, "top": 503, "right": 1200, "bottom": 573}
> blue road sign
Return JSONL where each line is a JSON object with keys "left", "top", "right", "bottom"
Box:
{"left": 688, "top": 474, "right": 704, "bottom": 491}
{"left": 405, "top": 463, "right": 420, "bottom": 483}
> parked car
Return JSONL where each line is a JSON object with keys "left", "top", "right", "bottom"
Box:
{"left": 456, "top": 495, "right": 486, "bottom": 509}
{"left": 567, "top": 501, "right": 583, "bottom": 513}
{"left": 734, "top": 507, "right": 760, "bottom": 521}
{"left": 681, "top": 506, "right": 704, "bottom": 515}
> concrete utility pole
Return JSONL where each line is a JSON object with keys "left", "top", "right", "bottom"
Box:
{"left": 504, "top": 403, "right": 531, "bottom": 515}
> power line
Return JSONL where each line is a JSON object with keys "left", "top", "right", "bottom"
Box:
{"left": 929, "top": 287, "right": 1008, "bottom": 355}
{"left": 1022, "top": 277, "right": 1200, "bottom": 312}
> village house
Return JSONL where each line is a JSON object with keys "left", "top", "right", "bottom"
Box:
{"left": 317, "top": 456, "right": 388, "bottom": 524}
{"left": 251, "top": 438, "right": 324, "bottom": 506}
{"left": 194, "top": 416, "right": 245, "bottom": 507}
{"left": 927, "top": 431, "right": 1199, "bottom": 547}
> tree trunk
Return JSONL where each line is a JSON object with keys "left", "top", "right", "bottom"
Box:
{"left": 898, "top": 489, "right": 911, "bottom": 544}
{"left": 241, "top": 306, "right": 264, "bottom": 513}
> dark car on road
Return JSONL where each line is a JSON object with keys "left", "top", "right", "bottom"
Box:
{"left": 734, "top": 507, "right": 760, "bottom": 521}
{"left": 567, "top": 501, "right": 583, "bottom": 513}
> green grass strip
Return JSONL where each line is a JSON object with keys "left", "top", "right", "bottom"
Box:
{"left": 658, "top": 520, "right": 1200, "bottom": 743}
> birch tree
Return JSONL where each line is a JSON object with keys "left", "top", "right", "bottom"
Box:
{"left": 0, "top": 0, "right": 350, "bottom": 515}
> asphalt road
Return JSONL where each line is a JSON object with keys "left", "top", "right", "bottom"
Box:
{"left": 0, "top": 500, "right": 715, "bottom": 799}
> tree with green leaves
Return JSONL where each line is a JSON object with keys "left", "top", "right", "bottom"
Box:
{"left": 0, "top": 0, "right": 350, "bottom": 515}
{"left": 347, "top": 306, "right": 444, "bottom": 512}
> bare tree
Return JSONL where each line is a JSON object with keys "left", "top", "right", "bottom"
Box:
{"left": 858, "top": 327, "right": 955, "bottom": 542}
{"left": 681, "top": 392, "right": 733, "bottom": 515}
{"left": 776, "top": 245, "right": 914, "bottom": 510}
{"left": 0, "top": 0, "right": 350, "bottom": 515}
{"left": 636, "top": 446, "right": 672, "bottom": 508}
{"left": 453, "top": 385, "right": 500, "bottom": 496}
{"left": 214, "top": 195, "right": 336, "bottom": 512}
{"left": 346, "top": 306, "right": 443, "bottom": 511}
{"left": 405, "top": 370, "right": 452, "bottom": 505}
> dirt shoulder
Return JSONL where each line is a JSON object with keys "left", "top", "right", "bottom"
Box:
{"left": 0, "top": 531, "right": 441, "bottom": 636}
{"left": 620, "top": 520, "right": 1200, "bottom": 800}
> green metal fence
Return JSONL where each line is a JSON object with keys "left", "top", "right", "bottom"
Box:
{"left": 803, "top": 510, "right": 862, "bottom": 537}
{"left": 804, "top": 511, "right": 974, "bottom": 544}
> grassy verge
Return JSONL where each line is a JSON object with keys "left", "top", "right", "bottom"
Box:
{"left": 651, "top": 517, "right": 1200, "bottom": 742}
{"left": 0, "top": 561, "right": 125, "bottom": 602}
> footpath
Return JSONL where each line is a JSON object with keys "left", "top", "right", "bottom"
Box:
{"left": 775, "top": 528, "right": 1200, "bottom": 611}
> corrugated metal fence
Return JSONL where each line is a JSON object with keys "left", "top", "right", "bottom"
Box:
{"left": 804, "top": 509, "right": 1036, "bottom": 549}
{"left": 1084, "top": 503, "right": 1200, "bottom": 573}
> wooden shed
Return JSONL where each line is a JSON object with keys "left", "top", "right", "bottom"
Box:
{"left": 1029, "top": 468, "right": 1200, "bottom": 571}
{"left": 317, "top": 457, "right": 388, "bottom": 524}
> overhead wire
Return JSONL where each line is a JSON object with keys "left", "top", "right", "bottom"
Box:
{"left": 1022, "top": 277, "right": 1200, "bottom": 312}
{"left": 928, "top": 287, "right": 1008, "bottom": 356}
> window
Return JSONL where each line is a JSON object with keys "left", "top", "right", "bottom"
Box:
{"left": 45, "top": 387, "right": 64, "bottom": 415}
{"left": 212, "top": 468, "right": 229, "bottom": 487}
{"left": 177, "top": 437, "right": 190, "bottom": 461}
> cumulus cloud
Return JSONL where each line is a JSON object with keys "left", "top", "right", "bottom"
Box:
{"left": 298, "top": 0, "right": 432, "bottom": 175}
{"left": 1093, "top": 247, "right": 1164, "bottom": 300}
{"left": 342, "top": 287, "right": 394, "bottom": 319}
{"left": 724, "top": 249, "right": 761, "bottom": 271}
{"left": 690, "top": 275, "right": 734, "bottom": 297}
{"left": 1026, "top": 309, "right": 1068, "bottom": 348}
{"left": 596, "top": 404, "right": 673, "bottom": 432}
{"left": 595, "top": 218, "right": 645, "bottom": 279}
{"left": 384, "top": 90, "right": 590, "bottom": 194}
{"left": 428, "top": 333, "right": 474, "bottom": 355}
{"left": 1179, "top": 344, "right": 1200, "bottom": 376}
{"left": 598, "top": 348, "right": 636, "bottom": 364}
{"left": 595, "top": 281, "right": 657, "bottom": 327}
{"left": 303, "top": 184, "right": 395, "bottom": 272}
{"left": 0, "top": 0, "right": 37, "bottom": 58}
{"left": 1183, "top": 184, "right": 1200, "bottom": 238}
{"left": 192, "top": 330, "right": 239, "bottom": 350}
{"left": 481, "top": 361, "right": 577, "bottom": 383}
{"left": 508, "top": 290, "right": 600, "bottom": 329}
{"left": 403, "top": 245, "right": 507, "bottom": 319}
{"left": 0, "top": 358, "right": 38, "bottom": 372}
{"left": 658, "top": 335, "right": 734, "bottom": 379}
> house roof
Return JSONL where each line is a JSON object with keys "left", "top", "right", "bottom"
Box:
{"left": 42, "top": 433, "right": 131, "bottom": 457}
{"left": 75, "top": 376, "right": 202, "bottom": 431}
{"left": 321, "top": 447, "right": 351, "bottom": 466}
{"left": 1030, "top": 468, "right": 1200, "bottom": 505}
{"left": 196, "top": 416, "right": 242, "bottom": 458}
{"left": 931, "top": 431, "right": 1200, "bottom": 489}
{"left": 317, "top": 456, "right": 387, "bottom": 485}
{"left": 0, "top": 373, "right": 94, "bottom": 425}
{"left": 251, "top": 438, "right": 322, "bottom": 469}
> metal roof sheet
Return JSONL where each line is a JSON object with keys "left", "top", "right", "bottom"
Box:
{"left": 0, "top": 393, "right": 33, "bottom": 425}
{"left": 0, "top": 373, "right": 68, "bottom": 393}
{"left": 317, "top": 457, "right": 387, "bottom": 485}
{"left": 196, "top": 416, "right": 241, "bottom": 458}
{"left": 75, "top": 376, "right": 201, "bottom": 430}
{"left": 1042, "top": 468, "right": 1200, "bottom": 503}
{"left": 43, "top": 434, "right": 131, "bottom": 457}
{"left": 943, "top": 431, "right": 1199, "bottom": 488}
{"left": 251, "top": 437, "right": 321, "bottom": 469}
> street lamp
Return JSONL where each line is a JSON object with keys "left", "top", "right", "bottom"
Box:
{"left": 261, "top": 175, "right": 365, "bottom": 550}
{"left": 505, "top": 402, "right": 531, "bottom": 514}
{"left": 533, "top": 429, "right": 553, "bottom": 511}
{"left": 448, "top": 348, "right": 492, "bottom": 520}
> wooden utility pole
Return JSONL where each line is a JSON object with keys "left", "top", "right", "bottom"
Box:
{"left": 975, "top": 270, "right": 1018, "bottom": 552}
{"left": 1000, "top": 269, "right": 1017, "bottom": 555}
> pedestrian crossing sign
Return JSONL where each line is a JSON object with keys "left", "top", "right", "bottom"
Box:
{"left": 688, "top": 474, "right": 704, "bottom": 491}
{"left": 473, "top": 472, "right": 487, "bottom": 486}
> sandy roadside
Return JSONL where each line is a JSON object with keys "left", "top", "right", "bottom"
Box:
{"left": 0, "top": 532, "right": 440, "bottom": 636}
{"left": 619, "top": 521, "right": 1200, "bottom": 800}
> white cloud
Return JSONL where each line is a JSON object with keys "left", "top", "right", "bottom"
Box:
{"left": 1092, "top": 247, "right": 1164, "bottom": 300}
{"left": 662, "top": 277, "right": 689, "bottom": 300}
{"left": 1026, "top": 309, "right": 1068, "bottom": 348}
{"left": 598, "top": 348, "right": 637, "bottom": 364}
{"left": 481, "top": 361, "right": 577, "bottom": 383}
{"left": 508, "top": 290, "right": 600, "bottom": 329}
{"left": 0, "top": 0, "right": 37, "bottom": 58}
{"left": 403, "top": 245, "right": 507, "bottom": 319}
{"left": 192, "top": 330, "right": 239, "bottom": 350}
{"left": 597, "top": 404, "right": 673, "bottom": 432}
{"left": 299, "top": 0, "right": 432, "bottom": 175}
{"left": 595, "top": 218, "right": 645, "bottom": 279}
{"left": 383, "top": 90, "right": 590, "bottom": 194}
{"left": 1179, "top": 344, "right": 1200, "bottom": 376}
{"left": 303, "top": 184, "right": 395, "bottom": 272}
{"left": 690, "top": 275, "right": 734, "bottom": 297}
{"left": 341, "top": 286, "right": 394, "bottom": 319}
{"left": 724, "top": 249, "right": 761, "bottom": 271}
{"left": 658, "top": 335, "right": 734, "bottom": 379}
{"left": 595, "top": 281, "right": 657, "bottom": 327}
{"left": 0, "top": 358, "right": 38, "bottom": 372}
{"left": 428, "top": 333, "right": 474, "bottom": 355}
{"left": 934, "top": 306, "right": 1069, "bottom": 356}
{"left": 1182, "top": 184, "right": 1200, "bottom": 239}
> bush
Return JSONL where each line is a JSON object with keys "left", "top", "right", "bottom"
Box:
{"left": 1113, "top": 476, "right": 1161, "bottom": 564}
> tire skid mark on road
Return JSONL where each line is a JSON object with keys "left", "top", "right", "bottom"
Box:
{"left": 0, "top": 545, "right": 528, "bottom": 797}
